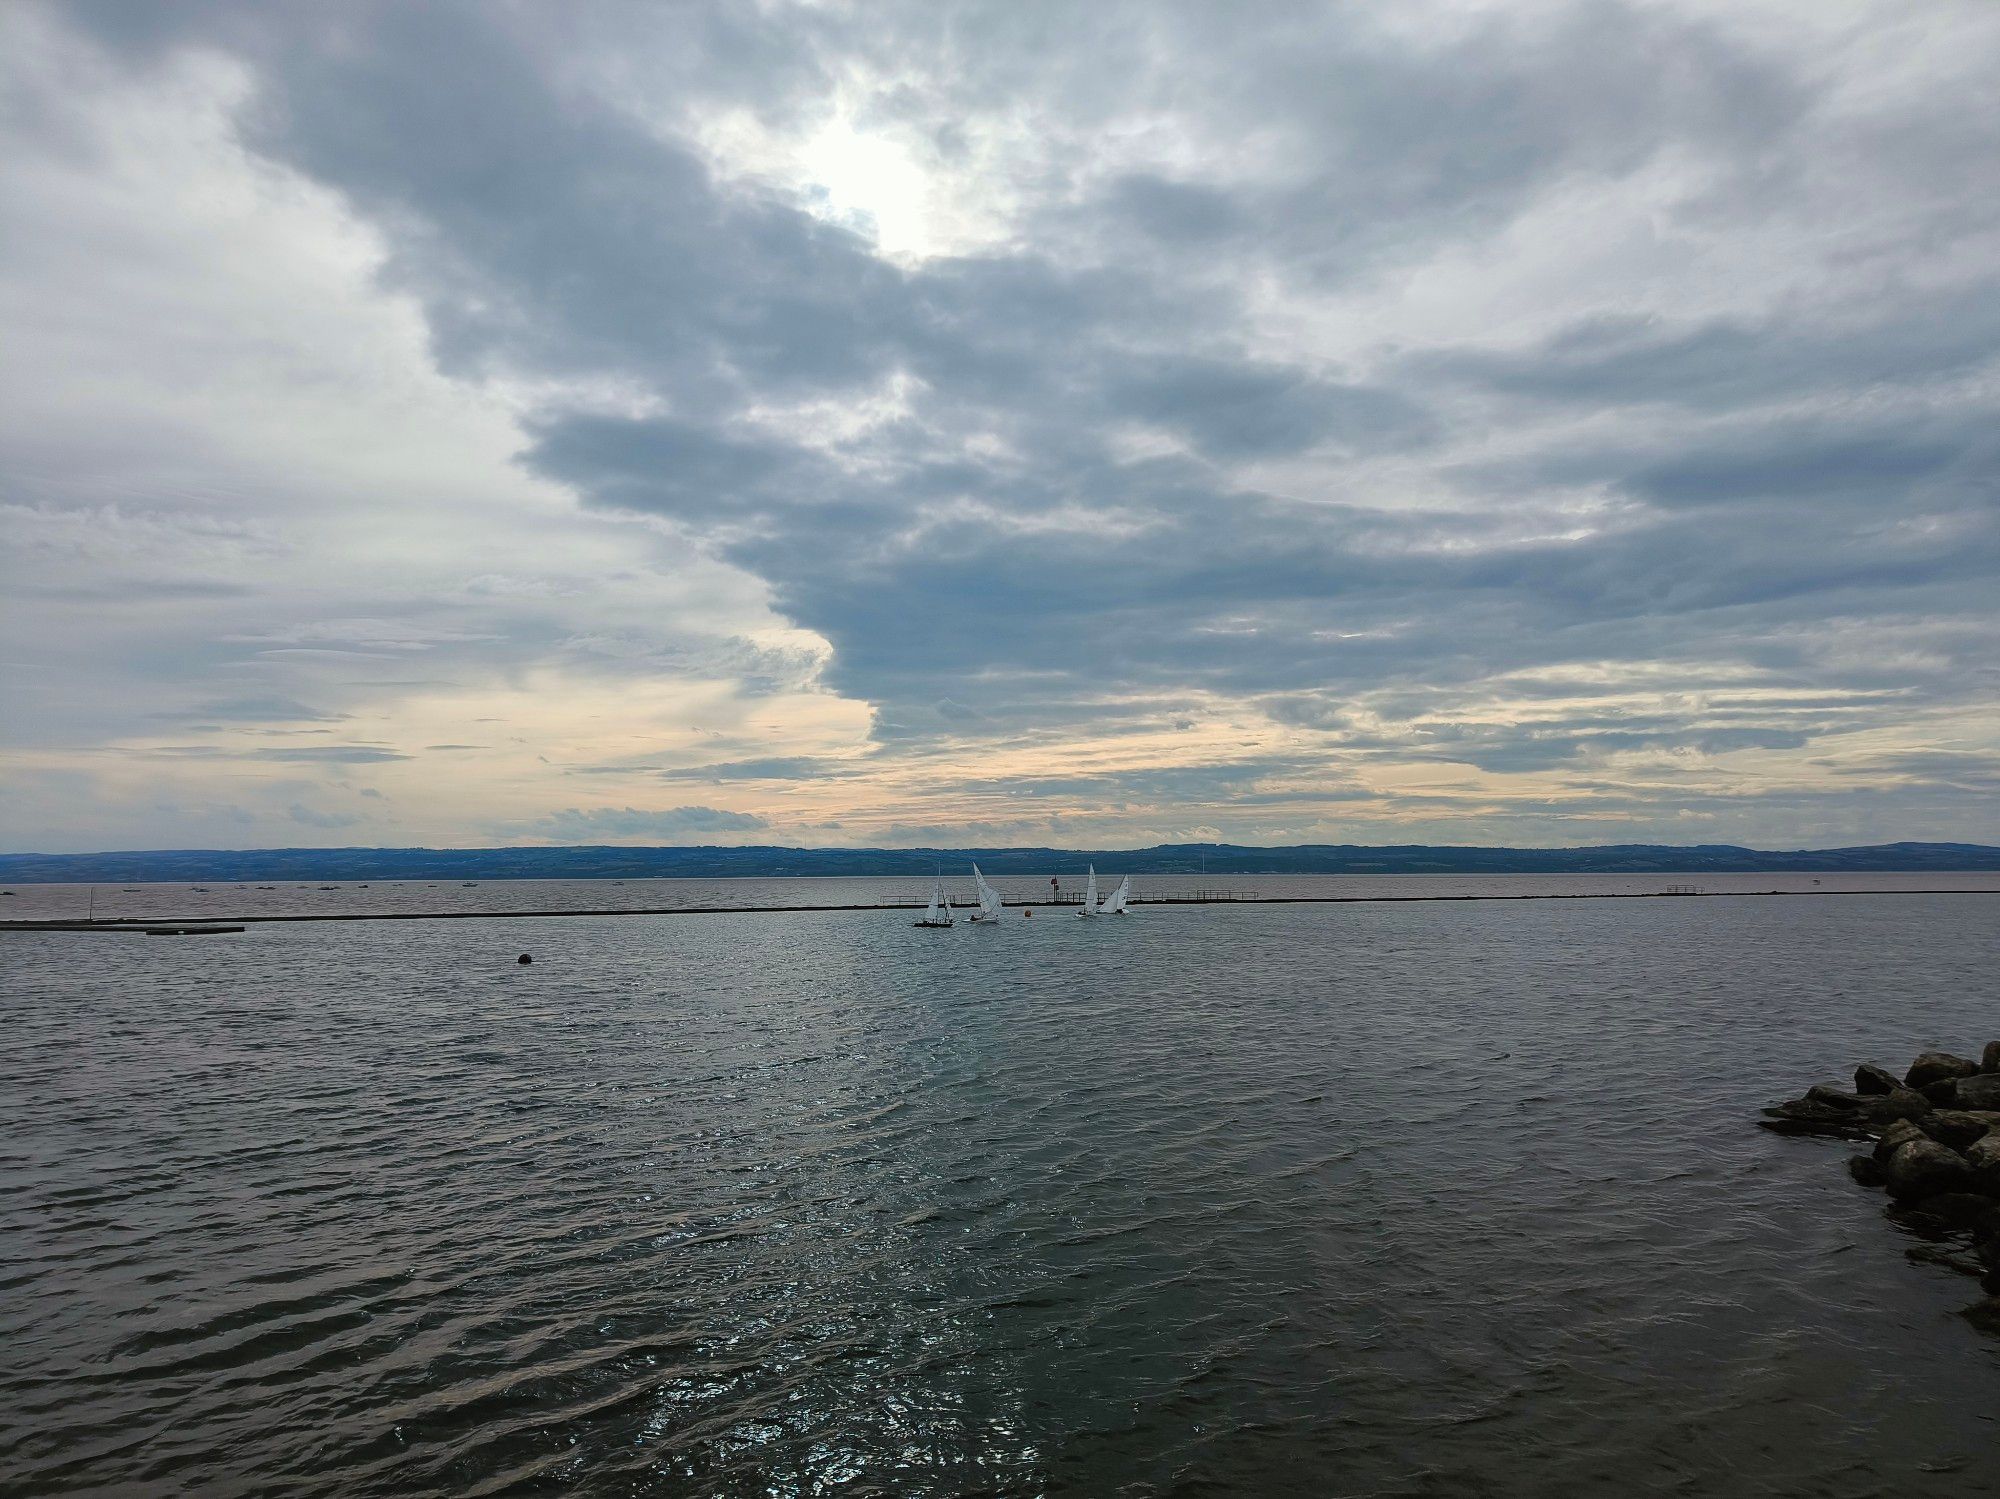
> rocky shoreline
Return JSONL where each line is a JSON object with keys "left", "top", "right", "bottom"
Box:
{"left": 1762, "top": 1041, "right": 2000, "bottom": 1332}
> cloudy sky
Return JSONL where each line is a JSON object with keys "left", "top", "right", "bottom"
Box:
{"left": 3, "top": 0, "right": 1997, "bottom": 853}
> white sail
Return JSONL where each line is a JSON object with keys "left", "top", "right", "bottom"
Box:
{"left": 973, "top": 864, "right": 1003, "bottom": 918}
{"left": 1106, "top": 875, "right": 1131, "bottom": 913}
{"left": 1080, "top": 864, "right": 1100, "bottom": 916}
{"left": 923, "top": 876, "right": 943, "bottom": 921}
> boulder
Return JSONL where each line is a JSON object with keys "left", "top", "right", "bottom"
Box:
{"left": 1874, "top": 1118, "right": 1928, "bottom": 1161}
{"left": 1760, "top": 1099, "right": 1873, "bottom": 1138}
{"left": 1983, "top": 1041, "right": 2000, "bottom": 1074}
{"left": 1922, "top": 1111, "right": 2000, "bottom": 1152}
{"left": 1806, "top": 1084, "right": 1864, "bottom": 1110}
{"left": 1904, "top": 1193, "right": 2000, "bottom": 1233}
{"left": 1963, "top": 1296, "right": 2000, "bottom": 1335}
{"left": 1920, "top": 1078, "right": 1964, "bottom": 1106}
{"left": 1883, "top": 1138, "right": 1973, "bottom": 1201}
{"left": 1907, "top": 1051, "right": 1980, "bottom": 1089}
{"left": 1951, "top": 1110, "right": 2000, "bottom": 1142}
{"left": 1952, "top": 1075, "right": 2000, "bottom": 1111}
{"left": 1760, "top": 1115, "right": 1865, "bottom": 1139}
{"left": 1860, "top": 1089, "right": 1931, "bottom": 1125}
{"left": 1855, "top": 1062, "right": 1903, "bottom": 1095}
{"left": 1848, "top": 1154, "right": 1887, "bottom": 1187}
{"left": 1907, "top": 1243, "right": 1987, "bottom": 1276}
{"left": 1967, "top": 1131, "right": 2000, "bottom": 1194}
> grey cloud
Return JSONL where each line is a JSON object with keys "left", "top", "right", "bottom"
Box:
{"left": 655, "top": 757, "right": 858, "bottom": 782}
{"left": 1106, "top": 174, "right": 1243, "bottom": 245}
{"left": 1418, "top": 294, "right": 2000, "bottom": 414}
{"left": 16, "top": 0, "right": 2000, "bottom": 846}
{"left": 287, "top": 803, "right": 362, "bottom": 828}
{"left": 155, "top": 696, "right": 344, "bottom": 723}
{"left": 1100, "top": 358, "right": 1434, "bottom": 459}
{"left": 250, "top": 746, "right": 412, "bottom": 764}
{"left": 1821, "top": 750, "right": 2000, "bottom": 792}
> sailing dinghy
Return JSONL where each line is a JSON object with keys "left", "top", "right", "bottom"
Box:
{"left": 1079, "top": 866, "right": 1131, "bottom": 917}
{"left": 1078, "top": 865, "right": 1102, "bottom": 917}
{"left": 914, "top": 874, "right": 955, "bottom": 928}
{"left": 969, "top": 865, "right": 1004, "bottom": 923}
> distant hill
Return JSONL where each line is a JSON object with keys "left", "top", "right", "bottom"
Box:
{"left": 2, "top": 841, "right": 1997, "bottom": 883}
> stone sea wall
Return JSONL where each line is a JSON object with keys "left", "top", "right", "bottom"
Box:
{"left": 1761, "top": 1042, "right": 2000, "bottom": 1332}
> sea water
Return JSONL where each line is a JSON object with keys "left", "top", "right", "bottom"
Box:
{"left": 3, "top": 892, "right": 1996, "bottom": 1494}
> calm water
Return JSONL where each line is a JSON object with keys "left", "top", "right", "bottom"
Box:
{"left": 5, "top": 869, "right": 1999, "bottom": 923}
{"left": 3, "top": 895, "right": 1997, "bottom": 1496}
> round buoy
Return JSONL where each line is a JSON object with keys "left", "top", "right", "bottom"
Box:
{"left": 517, "top": 953, "right": 533, "bottom": 965}
{"left": 1023, "top": 908, "right": 1032, "bottom": 918}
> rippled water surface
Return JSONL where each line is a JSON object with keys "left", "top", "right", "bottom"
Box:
{"left": 7, "top": 869, "right": 1999, "bottom": 922}
{"left": 4, "top": 895, "right": 1998, "bottom": 1495}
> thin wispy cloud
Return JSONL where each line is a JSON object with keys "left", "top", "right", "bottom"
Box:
{"left": 2, "top": 0, "right": 1996, "bottom": 851}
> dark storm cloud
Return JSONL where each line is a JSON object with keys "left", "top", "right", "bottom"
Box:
{"left": 31, "top": 0, "right": 2000, "bottom": 841}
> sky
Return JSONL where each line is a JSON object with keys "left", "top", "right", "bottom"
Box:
{"left": 2, "top": 0, "right": 1997, "bottom": 854}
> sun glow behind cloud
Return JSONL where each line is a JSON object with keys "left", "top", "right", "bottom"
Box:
{"left": 795, "top": 117, "right": 937, "bottom": 258}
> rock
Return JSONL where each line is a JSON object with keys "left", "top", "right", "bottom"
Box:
{"left": 1907, "top": 1243, "right": 1987, "bottom": 1276}
{"left": 1954, "top": 1109, "right": 2000, "bottom": 1138}
{"left": 1848, "top": 1154, "right": 1887, "bottom": 1187}
{"left": 1905, "top": 1193, "right": 2000, "bottom": 1233}
{"left": 1883, "top": 1138, "right": 1973, "bottom": 1201}
{"left": 1920, "top": 1078, "right": 1964, "bottom": 1106}
{"left": 1860, "top": 1089, "right": 1931, "bottom": 1125}
{"left": 1874, "top": 1118, "right": 1928, "bottom": 1160}
{"left": 1855, "top": 1062, "right": 1903, "bottom": 1095}
{"left": 1760, "top": 1099, "right": 1873, "bottom": 1138}
{"left": 1951, "top": 1075, "right": 2000, "bottom": 1110}
{"left": 1960, "top": 1296, "right": 2000, "bottom": 1335}
{"left": 1907, "top": 1051, "right": 1980, "bottom": 1089}
{"left": 1967, "top": 1131, "right": 2000, "bottom": 1193}
{"left": 1983, "top": 1041, "right": 2000, "bottom": 1074}
{"left": 1760, "top": 1115, "right": 1866, "bottom": 1138}
{"left": 1806, "top": 1084, "right": 1864, "bottom": 1110}
{"left": 1922, "top": 1110, "right": 2000, "bottom": 1152}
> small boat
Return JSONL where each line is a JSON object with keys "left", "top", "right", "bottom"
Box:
{"left": 1078, "top": 865, "right": 1102, "bottom": 917}
{"left": 968, "top": 864, "right": 1004, "bottom": 923}
{"left": 913, "top": 875, "right": 954, "bottom": 928}
{"left": 1104, "top": 875, "right": 1132, "bottom": 914}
